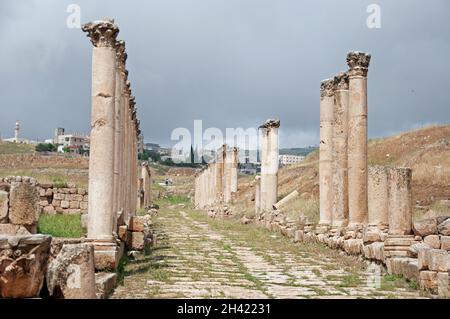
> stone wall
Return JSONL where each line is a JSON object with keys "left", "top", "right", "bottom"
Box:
{"left": 37, "top": 183, "right": 88, "bottom": 215}
{"left": 0, "top": 154, "right": 89, "bottom": 170}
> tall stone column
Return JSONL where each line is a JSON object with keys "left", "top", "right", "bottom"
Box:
{"left": 223, "top": 147, "right": 232, "bottom": 204}
{"left": 319, "top": 79, "right": 334, "bottom": 227}
{"left": 368, "top": 166, "right": 389, "bottom": 228}
{"left": 331, "top": 73, "right": 349, "bottom": 228}
{"left": 388, "top": 168, "right": 413, "bottom": 235}
{"left": 231, "top": 147, "right": 239, "bottom": 193}
{"left": 82, "top": 20, "right": 119, "bottom": 242}
{"left": 142, "top": 162, "right": 151, "bottom": 208}
{"left": 255, "top": 175, "right": 261, "bottom": 216}
{"left": 259, "top": 119, "right": 280, "bottom": 212}
{"left": 347, "top": 51, "right": 371, "bottom": 229}
{"left": 215, "top": 150, "right": 224, "bottom": 204}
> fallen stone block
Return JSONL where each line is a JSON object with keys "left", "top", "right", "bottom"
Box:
{"left": 0, "top": 190, "right": 9, "bottom": 223}
{"left": 438, "top": 219, "right": 450, "bottom": 236}
{"left": 418, "top": 247, "right": 431, "bottom": 270}
{"left": 127, "top": 231, "right": 146, "bottom": 250}
{"left": 419, "top": 270, "right": 438, "bottom": 293}
{"left": 8, "top": 181, "right": 39, "bottom": 227}
{"left": 128, "top": 216, "right": 147, "bottom": 232}
{"left": 428, "top": 249, "right": 450, "bottom": 272}
{"left": 294, "top": 230, "right": 303, "bottom": 243}
{"left": 343, "top": 239, "right": 363, "bottom": 255}
{"left": 437, "top": 272, "right": 449, "bottom": 299}
{"left": 409, "top": 242, "right": 431, "bottom": 259}
{"left": 441, "top": 236, "right": 450, "bottom": 251}
{"left": 0, "top": 234, "right": 52, "bottom": 298}
{"left": 46, "top": 243, "right": 96, "bottom": 299}
{"left": 424, "top": 235, "right": 441, "bottom": 249}
{"left": 413, "top": 218, "right": 438, "bottom": 237}
{"left": 95, "top": 272, "right": 117, "bottom": 299}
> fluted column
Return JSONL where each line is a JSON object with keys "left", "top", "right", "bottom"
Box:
{"left": 82, "top": 19, "right": 118, "bottom": 242}
{"left": 319, "top": 80, "right": 334, "bottom": 226}
{"left": 223, "top": 146, "right": 232, "bottom": 204}
{"left": 255, "top": 175, "right": 261, "bottom": 216}
{"left": 259, "top": 119, "right": 280, "bottom": 212}
{"left": 388, "top": 168, "right": 412, "bottom": 235}
{"left": 215, "top": 151, "right": 224, "bottom": 204}
{"left": 331, "top": 72, "right": 349, "bottom": 228}
{"left": 347, "top": 51, "right": 371, "bottom": 229}
{"left": 368, "top": 166, "right": 389, "bottom": 228}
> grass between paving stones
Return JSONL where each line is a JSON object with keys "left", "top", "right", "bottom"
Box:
{"left": 37, "top": 213, "right": 84, "bottom": 238}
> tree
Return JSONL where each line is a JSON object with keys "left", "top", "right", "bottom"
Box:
{"left": 35, "top": 143, "right": 57, "bottom": 152}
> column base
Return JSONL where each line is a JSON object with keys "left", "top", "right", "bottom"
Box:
{"left": 384, "top": 234, "right": 417, "bottom": 258}
{"left": 87, "top": 240, "right": 124, "bottom": 271}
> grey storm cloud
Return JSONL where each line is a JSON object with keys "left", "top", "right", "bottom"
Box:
{"left": 0, "top": 0, "right": 449, "bottom": 148}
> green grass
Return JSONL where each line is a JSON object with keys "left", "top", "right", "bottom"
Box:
{"left": 154, "top": 195, "right": 190, "bottom": 206}
{"left": 0, "top": 142, "right": 35, "bottom": 154}
{"left": 37, "top": 213, "right": 84, "bottom": 238}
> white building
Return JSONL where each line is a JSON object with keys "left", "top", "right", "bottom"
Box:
{"left": 279, "top": 154, "right": 305, "bottom": 166}
{"left": 54, "top": 127, "right": 89, "bottom": 154}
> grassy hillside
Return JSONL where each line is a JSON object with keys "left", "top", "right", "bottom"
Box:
{"left": 233, "top": 124, "right": 450, "bottom": 222}
{"left": 0, "top": 141, "right": 35, "bottom": 154}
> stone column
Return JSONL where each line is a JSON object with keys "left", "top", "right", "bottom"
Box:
{"left": 368, "top": 166, "right": 389, "bottom": 228}
{"left": 347, "top": 51, "right": 371, "bottom": 229}
{"left": 231, "top": 147, "right": 239, "bottom": 193}
{"left": 223, "top": 147, "right": 232, "bottom": 204}
{"left": 255, "top": 175, "right": 261, "bottom": 216}
{"left": 259, "top": 119, "right": 280, "bottom": 212}
{"left": 142, "top": 162, "right": 151, "bottom": 208}
{"left": 319, "top": 79, "right": 334, "bottom": 227}
{"left": 388, "top": 167, "right": 413, "bottom": 235}
{"left": 215, "top": 150, "right": 224, "bottom": 204}
{"left": 82, "top": 20, "right": 119, "bottom": 242}
{"left": 331, "top": 72, "right": 349, "bottom": 228}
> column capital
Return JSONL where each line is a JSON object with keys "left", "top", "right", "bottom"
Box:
{"left": 115, "top": 40, "right": 127, "bottom": 71}
{"left": 82, "top": 18, "right": 119, "bottom": 48}
{"left": 320, "top": 79, "right": 335, "bottom": 98}
{"left": 129, "top": 95, "right": 136, "bottom": 107}
{"left": 259, "top": 119, "right": 280, "bottom": 129}
{"left": 334, "top": 72, "right": 349, "bottom": 90}
{"left": 346, "top": 51, "right": 371, "bottom": 77}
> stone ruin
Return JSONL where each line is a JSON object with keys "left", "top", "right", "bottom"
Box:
{"left": 194, "top": 52, "right": 450, "bottom": 298}
{"left": 0, "top": 18, "right": 156, "bottom": 299}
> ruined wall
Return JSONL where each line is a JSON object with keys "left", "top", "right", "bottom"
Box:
{"left": 38, "top": 184, "right": 88, "bottom": 215}
{"left": 0, "top": 154, "right": 89, "bottom": 170}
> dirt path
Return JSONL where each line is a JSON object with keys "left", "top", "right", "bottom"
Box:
{"left": 111, "top": 207, "right": 424, "bottom": 299}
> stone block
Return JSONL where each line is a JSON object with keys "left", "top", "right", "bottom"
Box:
{"left": 424, "top": 235, "right": 441, "bottom": 249}
{"left": 95, "top": 272, "right": 117, "bottom": 299}
{"left": 384, "top": 235, "right": 415, "bottom": 247}
{"left": 413, "top": 218, "right": 438, "bottom": 237}
{"left": 428, "top": 249, "right": 450, "bottom": 272}
{"left": 0, "top": 234, "right": 52, "bottom": 298}
{"left": 0, "top": 224, "right": 31, "bottom": 235}
{"left": 43, "top": 205, "right": 56, "bottom": 214}
{"left": 419, "top": 270, "right": 438, "bottom": 293}
{"left": 53, "top": 193, "right": 65, "bottom": 200}
{"left": 80, "top": 201, "right": 88, "bottom": 210}
{"left": 409, "top": 242, "right": 431, "bottom": 259}
{"left": 438, "top": 219, "right": 450, "bottom": 236}
{"left": 39, "top": 200, "right": 49, "bottom": 207}
{"left": 52, "top": 200, "right": 61, "bottom": 207}
{"left": 77, "top": 188, "right": 87, "bottom": 195}
{"left": 441, "top": 236, "right": 450, "bottom": 251}
{"left": 45, "top": 188, "right": 53, "bottom": 196}
{"left": 437, "top": 272, "right": 449, "bottom": 298}
{"left": 127, "top": 231, "right": 146, "bottom": 250}
{"left": 343, "top": 239, "right": 363, "bottom": 255}
{"left": 128, "top": 216, "right": 147, "bottom": 232}
{"left": 9, "top": 182, "right": 39, "bottom": 226}
{"left": 46, "top": 243, "right": 96, "bottom": 299}
{"left": 81, "top": 214, "right": 88, "bottom": 229}
{"left": 294, "top": 230, "right": 304, "bottom": 243}
{"left": 0, "top": 190, "right": 8, "bottom": 223}
{"left": 69, "top": 201, "right": 80, "bottom": 209}
{"left": 61, "top": 200, "right": 70, "bottom": 209}
{"left": 91, "top": 242, "right": 122, "bottom": 271}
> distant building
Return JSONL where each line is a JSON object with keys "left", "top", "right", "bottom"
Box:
{"left": 2, "top": 121, "right": 38, "bottom": 144}
{"left": 239, "top": 162, "right": 260, "bottom": 175}
{"left": 144, "top": 143, "right": 160, "bottom": 152}
{"left": 279, "top": 154, "right": 305, "bottom": 166}
{"left": 54, "top": 127, "right": 89, "bottom": 154}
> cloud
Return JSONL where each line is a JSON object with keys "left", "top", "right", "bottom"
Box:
{"left": 0, "top": 0, "right": 449, "bottom": 147}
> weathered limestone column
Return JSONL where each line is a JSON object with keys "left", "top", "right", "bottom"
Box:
{"left": 254, "top": 175, "right": 261, "bottom": 216}
{"left": 347, "top": 51, "right": 371, "bottom": 229}
{"left": 223, "top": 147, "right": 232, "bottom": 204}
{"left": 368, "top": 166, "right": 389, "bottom": 228}
{"left": 194, "top": 173, "right": 200, "bottom": 208}
{"left": 231, "top": 147, "right": 239, "bottom": 193}
{"left": 142, "top": 162, "right": 152, "bottom": 208}
{"left": 388, "top": 167, "right": 413, "bottom": 235}
{"left": 215, "top": 149, "right": 225, "bottom": 204}
{"left": 259, "top": 119, "right": 280, "bottom": 212}
{"left": 319, "top": 79, "right": 334, "bottom": 227}
{"left": 82, "top": 19, "right": 118, "bottom": 242}
{"left": 112, "top": 40, "right": 125, "bottom": 232}
{"left": 331, "top": 72, "right": 349, "bottom": 228}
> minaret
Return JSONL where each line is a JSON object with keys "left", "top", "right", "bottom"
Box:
{"left": 14, "top": 121, "right": 20, "bottom": 143}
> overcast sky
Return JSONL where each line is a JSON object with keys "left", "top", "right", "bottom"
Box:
{"left": 0, "top": 0, "right": 449, "bottom": 148}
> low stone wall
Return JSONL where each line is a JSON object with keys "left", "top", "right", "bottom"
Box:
{"left": 38, "top": 183, "right": 88, "bottom": 215}
{"left": 0, "top": 153, "right": 89, "bottom": 170}
{"left": 211, "top": 209, "right": 450, "bottom": 298}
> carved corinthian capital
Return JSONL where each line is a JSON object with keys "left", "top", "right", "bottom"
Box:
{"left": 334, "top": 72, "right": 349, "bottom": 90}
{"left": 115, "top": 40, "right": 127, "bottom": 71}
{"left": 82, "top": 19, "right": 119, "bottom": 48}
{"left": 320, "top": 78, "right": 335, "bottom": 98}
{"left": 346, "top": 51, "right": 371, "bottom": 77}
{"left": 259, "top": 119, "right": 280, "bottom": 129}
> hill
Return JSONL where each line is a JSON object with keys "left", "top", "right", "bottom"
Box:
{"left": 232, "top": 124, "right": 450, "bottom": 222}
{"left": 0, "top": 141, "right": 35, "bottom": 154}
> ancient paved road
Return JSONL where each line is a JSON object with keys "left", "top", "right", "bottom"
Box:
{"left": 111, "top": 206, "right": 424, "bottom": 299}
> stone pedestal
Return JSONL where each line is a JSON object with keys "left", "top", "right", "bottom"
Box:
{"left": 82, "top": 20, "right": 119, "bottom": 242}
{"left": 259, "top": 119, "right": 280, "bottom": 213}
{"left": 90, "top": 241, "right": 123, "bottom": 271}
{"left": 347, "top": 51, "right": 371, "bottom": 229}
{"left": 388, "top": 167, "right": 413, "bottom": 235}
{"left": 319, "top": 79, "right": 334, "bottom": 226}
{"left": 332, "top": 72, "right": 349, "bottom": 228}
